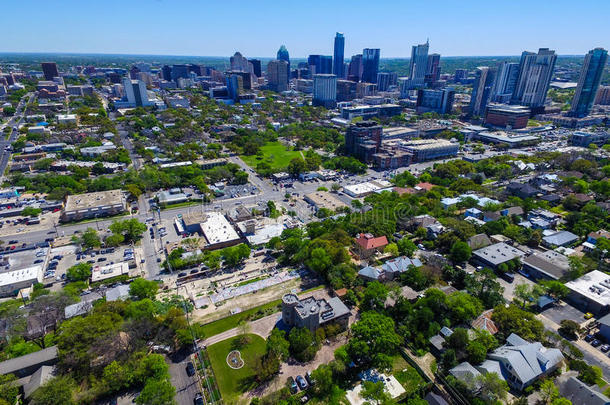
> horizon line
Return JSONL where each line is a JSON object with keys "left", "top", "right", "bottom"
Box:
{"left": 0, "top": 51, "right": 588, "bottom": 60}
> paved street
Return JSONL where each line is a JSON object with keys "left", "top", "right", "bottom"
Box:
{"left": 537, "top": 312, "right": 610, "bottom": 381}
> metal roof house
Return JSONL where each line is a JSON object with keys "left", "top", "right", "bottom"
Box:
{"left": 477, "top": 333, "right": 564, "bottom": 391}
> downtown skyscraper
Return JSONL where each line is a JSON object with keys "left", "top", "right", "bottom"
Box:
{"left": 511, "top": 48, "right": 557, "bottom": 110}
{"left": 409, "top": 41, "right": 430, "bottom": 87}
{"left": 277, "top": 45, "right": 290, "bottom": 83}
{"left": 333, "top": 32, "right": 345, "bottom": 78}
{"left": 570, "top": 47, "right": 608, "bottom": 118}
{"left": 362, "top": 48, "right": 380, "bottom": 84}
{"left": 492, "top": 62, "right": 520, "bottom": 102}
{"left": 469, "top": 67, "right": 496, "bottom": 117}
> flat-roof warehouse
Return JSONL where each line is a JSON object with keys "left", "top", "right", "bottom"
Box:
{"left": 61, "top": 189, "right": 127, "bottom": 222}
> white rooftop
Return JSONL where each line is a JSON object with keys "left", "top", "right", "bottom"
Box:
{"left": 200, "top": 212, "right": 241, "bottom": 245}
{"left": 565, "top": 270, "right": 610, "bottom": 307}
{"left": 0, "top": 265, "right": 42, "bottom": 287}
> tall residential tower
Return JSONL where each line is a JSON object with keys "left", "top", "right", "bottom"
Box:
{"left": 333, "top": 33, "right": 345, "bottom": 78}
{"left": 570, "top": 48, "right": 608, "bottom": 117}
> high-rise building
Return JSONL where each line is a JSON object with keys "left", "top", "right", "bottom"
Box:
{"left": 362, "top": 48, "right": 380, "bottom": 84}
{"left": 41, "top": 62, "right": 59, "bottom": 81}
{"left": 345, "top": 121, "right": 383, "bottom": 163}
{"left": 267, "top": 60, "right": 289, "bottom": 92}
{"left": 409, "top": 41, "right": 429, "bottom": 86}
{"left": 454, "top": 69, "right": 468, "bottom": 82}
{"left": 469, "top": 67, "right": 496, "bottom": 117}
{"left": 227, "top": 74, "right": 243, "bottom": 101}
{"left": 416, "top": 88, "right": 455, "bottom": 114}
{"left": 596, "top": 86, "right": 610, "bottom": 105}
{"left": 377, "top": 72, "right": 392, "bottom": 91}
{"left": 348, "top": 54, "right": 363, "bottom": 82}
{"left": 129, "top": 65, "right": 140, "bottom": 80}
{"left": 425, "top": 53, "right": 441, "bottom": 85}
{"left": 337, "top": 80, "right": 357, "bottom": 101}
{"left": 230, "top": 52, "right": 254, "bottom": 74}
{"left": 333, "top": 32, "right": 345, "bottom": 78}
{"left": 161, "top": 65, "right": 172, "bottom": 81}
{"left": 171, "top": 64, "right": 190, "bottom": 82}
{"left": 308, "top": 55, "right": 332, "bottom": 74}
{"left": 188, "top": 64, "right": 203, "bottom": 76}
{"left": 569, "top": 48, "right": 608, "bottom": 118}
{"left": 492, "top": 62, "right": 520, "bottom": 102}
{"left": 512, "top": 48, "right": 557, "bottom": 109}
{"left": 228, "top": 71, "right": 252, "bottom": 90}
{"left": 277, "top": 45, "right": 290, "bottom": 83}
{"left": 123, "top": 77, "right": 152, "bottom": 107}
{"left": 312, "top": 74, "right": 337, "bottom": 108}
{"left": 249, "top": 59, "right": 262, "bottom": 77}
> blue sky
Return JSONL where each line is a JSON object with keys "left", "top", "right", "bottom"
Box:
{"left": 2, "top": 0, "right": 608, "bottom": 57}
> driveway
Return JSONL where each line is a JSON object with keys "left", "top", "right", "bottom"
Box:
{"left": 497, "top": 272, "right": 536, "bottom": 302}
{"left": 168, "top": 351, "right": 201, "bottom": 405}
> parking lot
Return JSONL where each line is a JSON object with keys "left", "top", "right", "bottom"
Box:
{"left": 541, "top": 301, "right": 587, "bottom": 326}
{"left": 168, "top": 351, "right": 201, "bottom": 405}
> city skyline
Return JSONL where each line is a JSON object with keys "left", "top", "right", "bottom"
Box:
{"left": 1, "top": 0, "right": 609, "bottom": 58}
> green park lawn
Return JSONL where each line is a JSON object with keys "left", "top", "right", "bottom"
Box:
{"left": 200, "top": 299, "right": 282, "bottom": 338}
{"left": 207, "top": 334, "right": 266, "bottom": 404}
{"left": 240, "top": 141, "right": 302, "bottom": 171}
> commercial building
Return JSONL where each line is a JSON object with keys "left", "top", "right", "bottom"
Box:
{"left": 312, "top": 74, "right": 337, "bottom": 108}
{"left": 41, "top": 62, "right": 59, "bottom": 81}
{"left": 267, "top": 60, "right": 289, "bottom": 92}
{"left": 0, "top": 265, "right": 43, "bottom": 297}
{"left": 512, "top": 48, "right": 557, "bottom": 110}
{"left": 282, "top": 293, "right": 350, "bottom": 333}
{"left": 416, "top": 88, "right": 455, "bottom": 114}
{"left": 471, "top": 242, "right": 525, "bottom": 271}
{"left": 337, "top": 79, "right": 357, "bottom": 101}
{"left": 226, "top": 74, "right": 243, "bottom": 101}
{"left": 569, "top": 48, "right": 608, "bottom": 118}
{"left": 372, "top": 148, "right": 412, "bottom": 169}
{"left": 170, "top": 64, "right": 190, "bottom": 82}
{"left": 376, "top": 72, "right": 392, "bottom": 91}
{"left": 343, "top": 179, "right": 393, "bottom": 198}
{"left": 61, "top": 189, "right": 127, "bottom": 222}
{"left": 565, "top": 270, "right": 610, "bottom": 314}
{"left": 396, "top": 139, "right": 459, "bottom": 162}
{"left": 468, "top": 131, "right": 540, "bottom": 147}
{"left": 276, "top": 45, "right": 290, "bottom": 82}
{"left": 382, "top": 127, "right": 417, "bottom": 140}
{"left": 333, "top": 32, "right": 345, "bottom": 78}
{"left": 91, "top": 262, "right": 130, "bottom": 282}
{"left": 570, "top": 131, "right": 610, "bottom": 147}
{"left": 348, "top": 54, "right": 363, "bottom": 82}
{"left": 199, "top": 212, "right": 242, "bottom": 250}
{"left": 308, "top": 55, "right": 332, "bottom": 75}
{"left": 340, "top": 103, "right": 401, "bottom": 120}
{"left": 469, "top": 67, "right": 496, "bottom": 117}
{"left": 230, "top": 52, "right": 253, "bottom": 74}
{"left": 362, "top": 48, "right": 380, "bottom": 84}
{"left": 304, "top": 191, "right": 347, "bottom": 212}
{"left": 484, "top": 104, "right": 531, "bottom": 129}
{"left": 521, "top": 250, "right": 570, "bottom": 280}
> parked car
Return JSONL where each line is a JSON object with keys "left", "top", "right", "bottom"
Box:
{"left": 585, "top": 334, "right": 595, "bottom": 342}
{"left": 194, "top": 393, "right": 204, "bottom": 405}
{"left": 305, "top": 371, "right": 315, "bottom": 386}
{"left": 296, "top": 375, "right": 308, "bottom": 390}
{"left": 592, "top": 339, "right": 602, "bottom": 347}
{"left": 287, "top": 377, "right": 298, "bottom": 394}
{"left": 601, "top": 344, "right": 610, "bottom": 353}
{"left": 178, "top": 272, "right": 187, "bottom": 278}
{"left": 186, "top": 362, "right": 195, "bottom": 376}
{"left": 585, "top": 312, "right": 594, "bottom": 320}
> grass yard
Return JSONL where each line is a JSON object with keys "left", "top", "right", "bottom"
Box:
{"left": 207, "top": 334, "right": 266, "bottom": 404}
{"left": 240, "top": 141, "right": 302, "bottom": 171}
{"left": 200, "top": 299, "right": 282, "bottom": 338}
{"left": 392, "top": 355, "right": 425, "bottom": 396}
{"left": 200, "top": 285, "right": 324, "bottom": 338}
